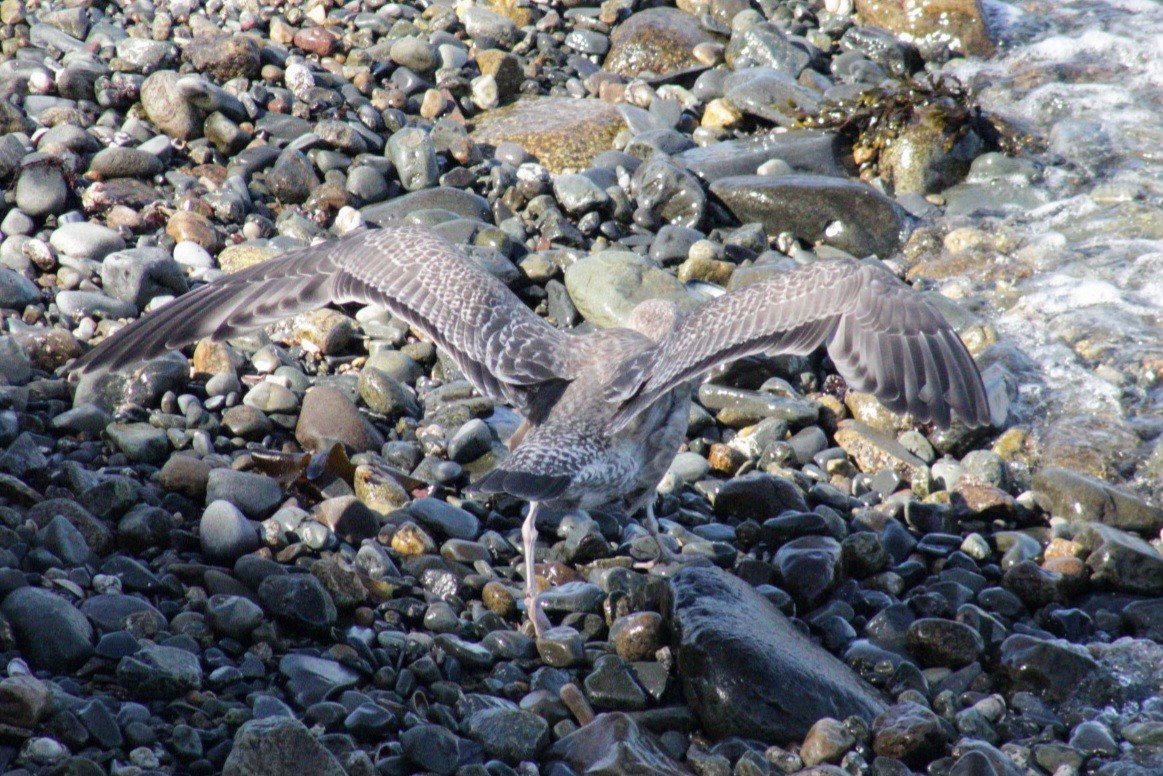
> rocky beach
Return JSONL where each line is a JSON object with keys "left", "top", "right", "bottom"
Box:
{"left": 1, "top": 0, "right": 1163, "bottom": 774}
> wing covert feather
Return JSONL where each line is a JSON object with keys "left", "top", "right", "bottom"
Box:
{"left": 606, "top": 258, "right": 991, "bottom": 430}
{"left": 72, "top": 227, "right": 572, "bottom": 413}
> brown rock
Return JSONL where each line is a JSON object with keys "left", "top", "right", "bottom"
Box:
{"left": 217, "top": 244, "right": 281, "bottom": 274}
{"left": 192, "top": 340, "right": 243, "bottom": 376}
{"left": 472, "top": 97, "right": 626, "bottom": 173}
{"left": 853, "top": 0, "right": 995, "bottom": 59}
{"left": 158, "top": 455, "right": 213, "bottom": 500}
{"left": 482, "top": 580, "right": 518, "bottom": 618}
{"left": 292, "top": 309, "right": 356, "bottom": 355}
{"left": 314, "top": 496, "right": 381, "bottom": 544}
{"left": 311, "top": 558, "right": 368, "bottom": 610}
{"left": 296, "top": 385, "right": 386, "bottom": 454}
{"left": 604, "top": 8, "right": 718, "bottom": 78}
{"left": 0, "top": 674, "right": 50, "bottom": 729}
{"left": 165, "top": 211, "right": 220, "bottom": 252}
{"left": 707, "top": 443, "right": 745, "bottom": 475}
{"left": 182, "top": 34, "right": 262, "bottom": 80}
{"left": 834, "top": 421, "right": 930, "bottom": 488}
{"left": 476, "top": 49, "right": 524, "bottom": 98}
{"left": 293, "top": 26, "right": 338, "bottom": 57}
{"left": 140, "top": 70, "right": 205, "bottom": 140}
{"left": 354, "top": 464, "right": 411, "bottom": 513}
{"left": 391, "top": 521, "right": 436, "bottom": 556}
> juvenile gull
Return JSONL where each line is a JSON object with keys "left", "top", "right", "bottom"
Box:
{"left": 72, "top": 226, "right": 992, "bottom": 635}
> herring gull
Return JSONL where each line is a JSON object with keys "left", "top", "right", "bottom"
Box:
{"left": 72, "top": 226, "right": 992, "bottom": 635}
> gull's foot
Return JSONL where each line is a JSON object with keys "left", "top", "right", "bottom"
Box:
{"left": 526, "top": 590, "right": 552, "bottom": 638}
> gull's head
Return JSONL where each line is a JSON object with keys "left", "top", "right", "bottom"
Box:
{"left": 627, "top": 299, "right": 681, "bottom": 342}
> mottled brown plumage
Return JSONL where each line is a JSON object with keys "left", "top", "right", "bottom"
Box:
{"left": 73, "top": 226, "right": 992, "bottom": 634}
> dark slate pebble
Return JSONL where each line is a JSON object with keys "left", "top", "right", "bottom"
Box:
{"left": 401, "top": 723, "right": 460, "bottom": 774}
{"left": 709, "top": 174, "right": 909, "bottom": 258}
{"left": 258, "top": 573, "right": 338, "bottom": 635}
{"left": 200, "top": 500, "right": 261, "bottom": 564}
{"left": 408, "top": 497, "right": 480, "bottom": 540}
{"left": 222, "top": 716, "right": 346, "bottom": 776}
{"left": 872, "top": 701, "right": 950, "bottom": 765}
{"left": 116, "top": 644, "right": 203, "bottom": 699}
{"left": 905, "top": 618, "right": 985, "bottom": 668}
{"left": 465, "top": 707, "right": 549, "bottom": 764}
{"left": 206, "top": 468, "right": 284, "bottom": 517}
{"left": 549, "top": 712, "right": 688, "bottom": 775}
{"left": 997, "top": 634, "right": 1099, "bottom": 702}
{"left": 1, "top": 587, "right": 94, "bottom": 672}
{"left": 713, "top": 472, "right": 808, "bottom": 521}
{"left": 670, "top": 565, "right": 885, "bottom": 743}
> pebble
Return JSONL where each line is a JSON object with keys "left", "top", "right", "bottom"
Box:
{"left": 0, "top": 1, "right": 1150, "bottom": 774}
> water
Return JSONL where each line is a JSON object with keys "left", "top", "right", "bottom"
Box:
{"left": 934, "top": 0, "right": 1163, "bottom": 494}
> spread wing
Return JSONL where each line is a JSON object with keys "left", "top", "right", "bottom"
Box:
{"left": 71, "top": 226, "right": 574, "bottom": 414}
{"left": 605, "top": 258, "right": 991, "bottom": 430}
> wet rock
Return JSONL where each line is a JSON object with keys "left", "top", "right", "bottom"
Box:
{"left": 670, "top": 565, "right": 885, "bottom": 743}
{"left": 401, "top": 724, "right": 460, "bottom": 775}
{"left": 1031, "top": 467, "right": 1163, "bottom": 536}
{"left": 1079, "top": 524, "right": 1163, "bottom": 595}
{"left": 564, "top": 250, "right": 697, "bottom": 328}
{"left": 409, "top": 498, "right": 480, "bottom": 541}
{"left": 725, "top": 22, "right": 811, "bottom": 75}
{"left": 906, "top": 618, "right": 984, "bottom": 668}
{"left": 473, "top": 97, "right": 626, "bottom": 173}
{"left": 872, "top": 701, "right": 950, "bottom": 765}
{"left": 1, "top": 588, "right": 94, "bottom": 672}
{"left": 997, "top": 634, "right": 1099, "bottom": 702}
{"left": 258, "top": 573, "right": 337, "bottom": 635}
{"left": 610, "top": 611, "right": 664, "bottom": 662}
{"left": 710, "top": 175, "right": 910, "bottom": 258}
{"left": 835, "top": 422, "right": 930, "bottom": 486}
{"left": 296, "top": 386, "right": 385, "bottom": 453}
{"left": 604, "top": 8, "right": 718, "bottom": 78}
{"left": 223, "top": 716, "right": 346, "bottom": 776}
{"left": 713, "top": 472, "right": 809, "bottom": 520}
{"left": 549, "top": 712, "right": 688, "bottom": 775}
{"left": 880, "top": 103, "right": 985, "bottom": 194}
{"left": 0, "top": 671, "right": 51, "bottom": 729}
{"left": 853, "top": 0, "right": 995, "bottom": 60}
{"left": 723, "top": 67, "right": 821, "bottom": 127}
{"left": 117, "top": 645, "right": 202, "bottom": 699}
{"left": 140, "top": 70, "right": 205, "bottom": 140}
{"left": 801, "top": 717, "right": 857, "bottom": 766}
{"left": 677, "top": 131, "right": 845, "bottom": 182}
{"left": 632, "top": 156, "right": 707, "bottom": 229}
{"left": 465, "top": 707, "right": 550, "bottom": 764}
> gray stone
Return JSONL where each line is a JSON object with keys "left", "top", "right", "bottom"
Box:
{"left": 564, "top": 250, "right": 698, "bottom": 328}
{"left": 15, "top": 155, "right": 68, "bottom": 217}
{"left": 50, "top": 223, "right": 126, "bottom": 260}
{"left": 710, "top": 174, "right": 911, "bottom": 258}
{"left": 100, "top": 247, "right": 188, "bottom": 308}
{"left": 670, "top": 565, "right": 886, "bottom": 743}
{"left": 223, "top": 717, "right": 346, "bottom": 776}
{"left": 1, "top": 587, "right": 94, "bottom": 672}
{"left": 199, "top": 500, "right": 261, "bottom": 564}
